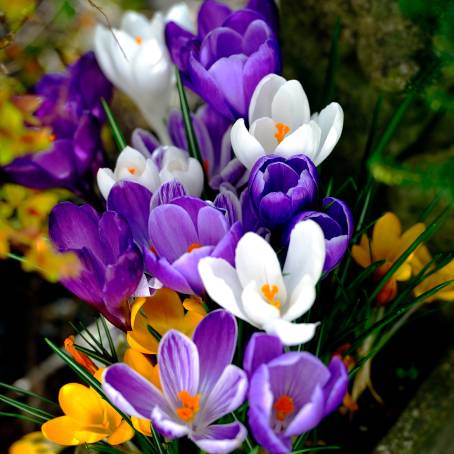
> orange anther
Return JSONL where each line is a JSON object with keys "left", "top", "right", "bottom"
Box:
{"left": 274, "top": 122, "right": 290, "bottom": 143}
{"left": 187, "top": 243, "right": 202, "bottom": 253}
{"left": 274, "top": 395, "right": 294, "bottom": 421}
{"left": 176, "top": 390, "right": 200, "bottom": 421}
{"left": 261, "top": 283, "right": 281, "bottom": 310}
{"left": 135, "top": 36, "right": 143, "bottom": 44}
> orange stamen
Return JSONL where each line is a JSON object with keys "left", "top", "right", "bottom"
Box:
{"left": 176, "top": 390, "right": 200, "bottom": 421}
{"left": 202, "top": 159, "right": 209, "bottom": 174}
{"left": 49, "top": 133, "right": 56, "bottom": 142}
{"left": 135, "top": 36, "right": 143, "bottom": 44}
{"left": 64, "top": 335, "right": 98, "bottom": 375}
{"left": 274, "top": 122, "right": 290, "bottom": 144}
{"left": 261, "top": 283, "right": 281, "bottom": 310}
{"left": 128, "top": 166, "right": 137, "bottom": 175}
{"left": 274, "top": 395, "right": 294, "bottom": 421}
{"left": 187, "top": 243, "right": 202, "bottom": 253}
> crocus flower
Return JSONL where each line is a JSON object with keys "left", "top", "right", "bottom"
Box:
{"left": 42, "top": 383, "right": 134, "bottom": 446}
{"left": 3, "top": 52, "right": 112, "bottom": 194}
{"left": 97, "top": 144, "right": 203, "bottom": 198}
{"left": 351, "top": 212, "right": 425, "bottom": 305}
{"left": 94, "top": 6, "right": 192, "bottom": 143}
{"left": 49, "top": 202, "right": 143, "bottom": 330}
{"left": 145, "top": 195, "right": 243, "bottom": 295}
{"left": 199, "top": 220, "right": 325, "bottom": 345}
{"left": 103, "top": 310, "right": 248, "bottom": 453}
{"left": 169, "top": 106, "right": 247, "bottom": 189}
{"left": 10, "top": 432, "right": 62, "bottom": 454}
{"left": 165, "top": 0, "right": 281, "bottom": 120}
{"left": 231, "top": 74, "right": 344, "bottom": 169}
{"left": 244, "top": 333, "right": 348, "bottom": 453}
{"left": 127, "top": 288, "right": 206, "bottom": 354}
{"left": 283, "top": 197, "right": 354, "bottom": 273}
{"left": 243, "top": 154, "right": 319, "bottom": 228}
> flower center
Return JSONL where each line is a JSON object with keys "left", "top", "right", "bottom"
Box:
{"left": 135, "top": 36, "right": 143, "bottom": 44}
{"left": 261, "top": 284, "right": 281, "bottom": 310}
{"left": 274, "top": 395, "right": 294, "bottom": 421}
{"left": 176, "top": 390, "right": 200, "bottom": 422}
{"left": 49, "top": 133, "right": 56, "bottom": 142}
{"left": 128, "top": 166, "right": 137, "bottom": 175}
{"left": 187, "top": 243, "right": 202, "bottom": 253}
{"left": 274, "top": 122, "right": 290, "bottom": 144}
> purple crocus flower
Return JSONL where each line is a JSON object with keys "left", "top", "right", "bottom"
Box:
{"left": 244, "top": 333, "right": 348, "bottom": 454}
{"left": 144, "top": 195, "right": 243, "bottom": 295}
{"left": 243, "top": 154, "right": 319, "bottom": 229}
{"left": 49, "top": 202, "right": 143, "bottom": 330}
{"left": 103, "top": 310, "right": 248, "bottom": 453}
{"left": 3, "top": 52, "right": 112, "bottom": 195}
{"left": 283, "top": 197, "right": 354, "bottom": 273}
{"left": 165, "top": 0, "right": 281, "bottom": 120}
{"left": 169, "top": 106, "right": 247, "bottom": 190}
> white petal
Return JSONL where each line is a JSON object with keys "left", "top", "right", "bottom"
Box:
{"left": 264, "top": 319, "right": 319, "bottom": 346}
{"left": 283, "top": 220, "right": 325, "bottom": 294}
{"left": 165, "top": 3, "right": 195, "bottom": 33}
{"left": 93, "top": 26, "right": 120, "bottom": 88}
{"left": 121, "top": 11, "right": 154, "bottom": 40}
{"left": 271, "top": 80, "right": 310, "bottom": 130}
{"left": 249, "top": 117, "right": 278, "bottom": 155}
{"left": 312, "top": 102, "right": 344, "bottom": 165}
{"left": 133, "top": 274, "right": 151, "bottom": 297}
{"left": 137, "top": 159, "right": 161, "bottom": 192}
{"left": 241, "top": 281, "right": 279, "bottom": 329}
{"left": 97, "top": 168, "right": 116, "bottom": 199}
{"left": 114, "top": 146, "right": 147, "bottom": 178}
{"left": 235, "top": 233, "right": 285, "bottom": 298}
{"left": 198, "top": 258, "right": 248, "bottom": 322}
{"left": 248, "top": 74, "right": 286, "bottom": 125}
{"left": 230, "top": 119, "right": 265, "bottom": 169}
{"left": 274, "top": 121, "right": 321, "bottom": 160}
{"left": 281, "top": 275, "right": 316, "bottom": 322}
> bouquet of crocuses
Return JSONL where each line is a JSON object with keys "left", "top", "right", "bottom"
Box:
{"left": 2, "top": 1, "right": 453, "bottom": 453}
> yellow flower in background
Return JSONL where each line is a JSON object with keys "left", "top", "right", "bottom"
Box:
{"left": 41, "top": 383, "right": 134, "bottom": 446}
{"left": 351, "top": 212, "right": 426, "bottom": 305}
{"left": 411, "top": 245, "right": 454, "bottom": 302}
{"left": 9, "top": 431, "right": 61, "bottom": 454}
{"left": 127, "top": 288, "right": 206, "bottom": 354}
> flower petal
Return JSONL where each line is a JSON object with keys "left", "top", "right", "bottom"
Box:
{"left": 243, "top": 332, "right": 283, "bottom": 378}
{"left": 231, "top": 118, "right": 265, "bottom": 169}
{"left": 264, "top": 319, "right": 318, "bottom": 346}
{"left": 190, "top": 422, "right": 247, "bottom": 454}
{"left": 275, "top": 120, "right": 321, "bottom": 161}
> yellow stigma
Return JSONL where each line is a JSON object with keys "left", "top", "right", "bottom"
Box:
{"left": 127, "top": 166, "right": 137, "bottom": 175}
{"left": 135, "top": 36, "right": 143, "bottom": 44}
{"left": 274, "top": 122, "right": 290, "bottom": 143}
{"left": 176, "top": 390, "right": 200, "bottom": 422}
{"left": 261, "top": 283, "right": 281, "bottom": 310}
{"left": 274, "top": 395, "right": 294, "bottom": 421}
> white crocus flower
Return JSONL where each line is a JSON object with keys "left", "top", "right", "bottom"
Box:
{"left": 97, "top": 146, "right": 204, "bottom": 199}
{"left": 231, "top": 74, "right": 344, "bottom": 169}
{"left": 198, "top": 220, "right": 325, "bottom": 346}
{"left": 93, "top": 5, "right": 192, "bottom": 144}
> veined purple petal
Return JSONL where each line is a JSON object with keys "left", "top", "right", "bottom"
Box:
{"left": 150, "top": 180, "right": 187, "bottom": 209}
{"left": 214, "top": 190, "right": 241, "bottom": 225}
{"left": 171, "top": 196, "right": 207, "bottom": 225}
{"left": 211, "top": 221, "right": 243, "bottom": 265}
{"left": 131, "top": 128, "right": 160, "bottom": 157}
{"left": 193, "top": 310, "right": 238, "bottom": 395}
{"left": 243, "top": 333, "right": 283, "bottom": 378}
{"left": 149, "top": 204, "right": 198, "bottom": 262}
{"left": 151, "top": 405, "right": 190, "bottom": 439}
{"left": 323, "top": 356, "right": 348, "bottom": 416}
{"left": 158, "top": 330, "right": 200, "bottom": 408}
{"left": 107, "top": 181, "right": 152, "bottom": 249}
{"left": 190, "top": 422, "right": 247, "bottom": 454}
{"left": 103, "top": 363, "right": 166, "bottom": 420}
{"left": 197, "top": 206, "right": 229, "bottom": 245}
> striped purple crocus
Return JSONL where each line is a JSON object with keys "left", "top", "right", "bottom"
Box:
{"left": 103, "top": 310, "right": 248, "bottom": 453}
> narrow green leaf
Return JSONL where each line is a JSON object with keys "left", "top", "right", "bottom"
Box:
{"left": 0, "top": 382, "right": 57, "bottom": 407}
{"left": 74, "top": 344, "right": 113, "bottom": 366}
{"left": 0, "top": 394, "right": 53, "bottom": 421}
{"left": 292, "top": 446, "right": 340, "bottom": 453}
{"left": 347, "top": 260, "right": 385, "bottom": 291}
{"left": 418, "top": 193, "right": 442, "bottom": 222}
{"left": 102, "top": 98, "right": 127, "bottom": 151}
{"left": 151, "top": 424, "right": 165, "bottom": 454}
{"left": 0, "top": 411, "right": 42, "bottom": 425}
{"left": 101, "top": 315, "right": 118, "bottom": 361}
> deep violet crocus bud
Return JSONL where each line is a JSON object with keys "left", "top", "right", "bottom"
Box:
{"left": 244, "top": 333, "right": 348, "bottom": 454}
{"left": 165, "top": 0, "right": 281, "bottom": 120}
{"left": 49, "top": 202, "right": 143, "bottom": 330}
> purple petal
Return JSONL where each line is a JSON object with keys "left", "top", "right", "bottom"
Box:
{"left": 214, "top": 190, "right": 241, "bottom": 225}
{"left": 131, "top": 128, "right": 160, "bottom": 157}
{"left": 190, "top": 422, "right": 247, "bottom": 454}
{"left": 171, "top": 196, "right": 207, "bottom": 225}
{"left": 324, "top": 235, "right": 349, "bottom": 273}
{"left": 259, "top": 192, "right": 293, "bottom": 226}
{"left": 193, "top": 310, "right": 238, "bottom": 395}
{"left": 211, "top": 221, "right": 243, "bottom": 265}
{"left": 72, "top": 114, "right": 101, "bottom": 174}
{"left": 197, "top": 0, "right": 232, "bottom": 38}
{"left": 243, "top": 19, "right": 274, "bottom": 55}
{"left": 165, "top": 21, "right": 198, "bottom": 72}
{"left": 223, "top": 9, "right": 265, "bottom": 35}
{"left": 103, "top": 363, "right": 166, "bottom": 420}
{"left": 151, "top": 405, "right": 189, "bottom": 439}
{"left": 263, "top": 162, "right": 300, "bottom": 195}
{"left": 323, "top": 356, "right": 348, "bottom": 416}
{"left": 197, "top": 206, "right": 229, "bottom": 245}
{"left": 246, "top": 0, "right": 279, "bottom": 33}
{"left": 243, "top": 333, "right": 283, "bottom": 378}
{"left": 150, "top": 180, "right": 187, "bottom": 209}
{"left": 200, "top": 27, "right": 243, "bottom": 69}
{"left": 148, "top": 204, "right": 198, "bottom": 262}
{"left": 168, "top": 110, "right": 189, "bottom": 151}
{"left": 323, "top": 197, "right": 354, "bottom": 239}
{"left": 199, "top": 365, "right": 248, "bottom": 426}
{"left": 158, "top": 330, "right": 200, "bottom": 408}
{"left": 107, "top": 181, "right": 152, "bottom": 249}
{"left": 98, "top": 211, "right": 132, "bottom": 262}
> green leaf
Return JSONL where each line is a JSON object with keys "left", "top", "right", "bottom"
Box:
{"left": 292, "top": 447, "right": 340, "bottom": 453}
{"left": 0, "top": 382, "right": 57, "bottom": 407}
{"left": 101, "top": 98, "right": 127, "bottom": 151}
{"left": 346, "top": 260, "right": 386, "bottom": 291}
{"left": 0, "top": 394, "right": 53, "bottom": 421}
{"left": 74, "top": 344, "right": 113, "bottom": 366}
{"left": 0, "top": 411, "right": 43, "bottom": 425}
{"left": 100, "top": 316, "right": 118, "bottom": 361}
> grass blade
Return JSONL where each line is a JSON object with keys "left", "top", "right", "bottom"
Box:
{"left": 74, "top": 344, "right": 113, "bottom": 366}
{"left": 100, "top": 316, "right": 118, "bottom": 362}
{"left": 0, "top": 411, "right": 42, "bottom": 424}
{"left": 102, "top": 98, "right": 127, "bottom": 151}
{"left": 0, "top": 394, "right": 53, "bottom": 421}
{"left": 0, "top": 382, "right": 57, "bottom": 407}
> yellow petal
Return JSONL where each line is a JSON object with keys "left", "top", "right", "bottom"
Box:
{"left": 132, "top": 417, "right": 153, "bottom": 436}
{"left": 106, "top": 420, "right": 134, "bottom": 445}
{"left": 394, "top": 223, "right": 426, "bottom": 260}
{"left": 58, "top": 384, "right": 105, "bottom": 426}
{"left": 182, "top": 296, "right": 206, "bottom": 315}
{"left": 123, "top": 348, "right": 161, "bottom": 388}
{"left": 371, "top": 212, "right": 401, "bottom": 261}
{"left": 42, "top": 416, "right": 106, "bottom": 446}
{"left": 351, "top": 241, "right": 371, "bottom": 269}
{"left": 394, "top": 263, "right": 412, "bottom": 281}
{"left": 179, "top": 310, "right": 205, "bottom": 337}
